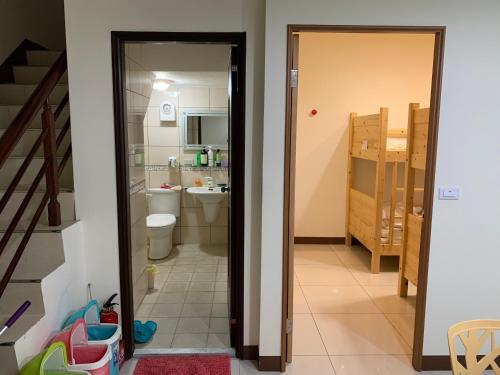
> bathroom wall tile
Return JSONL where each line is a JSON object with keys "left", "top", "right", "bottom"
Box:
{"left": 149, "top": 88, "right": 179, "bottom": 108}
{"left": 181, "top": 227, "right": 210, "bottom": 244}
{"left": 130, "top": 190, "right": 147, "bottom": 225}
{"left": 147, "top": 107, "right": 160, "bottom": 127}
{"left": 181, "top": 207, "right": 208, "bottom": 227}
{"left": 211, "top": 227, "right": 228, "bottom": 245}
{"left": 212, "top": 207, "right": 228, "bottom": 227}
{"left": 210, "top": 169, "right": 228, "bottom": 185}
{"left": 148, "top": 146, "right": 179, "bottom": 166}
{"left": 131, "top": 217, "right": 147, "bottom": 259}
{"left": 132, "top": 245, "right": 148, "bottom": 283}
{"left": 147, "top": 126, "right": 180, "bottom": 147}
{"left": 181, "top": 170, "right": 211, "bottom": 187}
{"left": 149, "top": 170, "right": 180, "bottom": 187}
{"left": 219, "top": 195, "right": 228, "bottom": 208}
{"left": 173, "top": 226, "right": 181, "bottom": 245}
{"left": 181, "top": 190, "right": 201, "bottom": 208}
{"left": 178, "top": 87, "right": 210, "bottom": 108}
{"left": 209, "top": 88, "right": 228, "bottom": 108}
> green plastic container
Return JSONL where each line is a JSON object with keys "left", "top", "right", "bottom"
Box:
{"left": 19, "top": 342, "right": 89, "bottom": 375}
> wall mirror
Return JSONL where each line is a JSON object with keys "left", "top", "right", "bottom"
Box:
{"left": 181, "top": 109, "right": 228, "bottom": 150}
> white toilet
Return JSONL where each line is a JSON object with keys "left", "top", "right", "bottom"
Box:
{"left": 146, "top": 188, "right": 180, "bottom": 260}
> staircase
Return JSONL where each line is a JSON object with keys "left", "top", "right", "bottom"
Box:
{"left": 0, "top": 50, "right": 86, "bottom": 374}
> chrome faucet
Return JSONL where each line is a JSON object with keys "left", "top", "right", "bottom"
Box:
{"left": 204, "top": 176, "right": 214, "bottom": 189}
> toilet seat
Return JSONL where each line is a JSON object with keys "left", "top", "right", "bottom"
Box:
{"left": 147, "top": 213, "right": 176, "bottom": 228}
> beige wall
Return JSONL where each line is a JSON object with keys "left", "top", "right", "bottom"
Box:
{"left": 144, "top": 83, "right": 229, "bottom": 245}
{"left": 294, "top": 33, "right": 434, "bottom": 237}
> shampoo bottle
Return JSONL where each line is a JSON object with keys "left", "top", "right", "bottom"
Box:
{"left": 215, "top": 149, "right": 221, "bottom": 167}
{"left": 201, "top": 147, "right": 208, "bottom": 166}
{"left": 195, "top": 150, "right": 201, "bottom": 167}
{"left": 207, "top": 146, "right": 214, "bottom": 167}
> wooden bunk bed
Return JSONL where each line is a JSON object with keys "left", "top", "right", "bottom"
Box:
{"left": 345, "top": 107, "right": 407, "bottom": 273}
{"left": 398, "top": 103, "right": 428, "bottom": 296}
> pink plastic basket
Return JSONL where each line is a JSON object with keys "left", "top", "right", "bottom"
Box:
{"left": 52, "top": 318, "right": 111, "bottom": 375}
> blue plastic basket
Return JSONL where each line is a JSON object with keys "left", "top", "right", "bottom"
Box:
{"left": 63, "top": 301, "right": 121, "bottom": 375}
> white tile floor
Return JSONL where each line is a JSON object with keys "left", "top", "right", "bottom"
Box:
{"left": 122, "top": 244, "right": 460, "bottom": 374}
{"left": 134, "top": 244, "right": 230, "bottom": 350}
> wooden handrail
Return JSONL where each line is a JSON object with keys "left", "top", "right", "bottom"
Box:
{"left": 54, "top": 93, "right": 69, "bottom": 120}
{"left": 0, "top": 192, "right": 50, "bottom": 297}
{"left": 0, "top": 51, "right": 67, "bottom": 169}
{"left": 0, "top": 49, "right": 72, "bottom": 299}
{"left": 0, "top": 128, "right": 47, "bottom": 216}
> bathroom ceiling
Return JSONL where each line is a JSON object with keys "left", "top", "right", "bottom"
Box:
{"left": 153, "top": 71, "right": 228, "bottom": 87}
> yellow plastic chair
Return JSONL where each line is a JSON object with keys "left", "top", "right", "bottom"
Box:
{"left": 448, "top": 320, "right": 500, "bottom": 374}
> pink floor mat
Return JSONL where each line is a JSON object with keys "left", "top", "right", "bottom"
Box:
{"left": 134, "top": 355, "right": 231, "bottom": 375}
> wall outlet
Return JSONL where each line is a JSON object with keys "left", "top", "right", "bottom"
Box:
{"left": 438, "top": 186, "right": 460, "bottom": 200}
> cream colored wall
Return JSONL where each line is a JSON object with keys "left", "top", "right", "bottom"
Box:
{"left": 144, "top": 84, "right": 229, "bottom": 245}
{"left": 294, "top": 33, "right": 434, "bottom": 238}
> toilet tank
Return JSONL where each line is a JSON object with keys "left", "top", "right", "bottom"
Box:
{"left": 147, "top": 188, "right": 181, "bottom": 216}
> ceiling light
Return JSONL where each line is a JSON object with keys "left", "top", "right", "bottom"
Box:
{"left": 153, "top": 79, "right": 173, "bottom": 91}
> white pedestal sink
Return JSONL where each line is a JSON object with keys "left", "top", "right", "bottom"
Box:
{"left": 187, "top": 186, "right": 227, "bottom": 224}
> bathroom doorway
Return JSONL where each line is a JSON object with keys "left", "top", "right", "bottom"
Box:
{"left": 111, "top": 32, "right": 245, "bottom": 359}
{"left": 280, "top": 25, "right": 445, "bottom": 372}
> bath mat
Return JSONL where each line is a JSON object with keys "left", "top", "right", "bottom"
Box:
{"left": 134, "top": 355, "right": 230, "bottom": 375}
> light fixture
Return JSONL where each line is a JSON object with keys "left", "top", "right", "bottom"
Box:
{"left": 153, "top": 79, "right": 173, "bottom": 91}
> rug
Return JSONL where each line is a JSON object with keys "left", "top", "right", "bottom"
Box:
{"left": 134, "top": 355, "right": 231, "bottom": 375}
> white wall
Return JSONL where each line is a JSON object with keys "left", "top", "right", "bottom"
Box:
{"left": 64, "top": 0, "right": 264, "bottom": 346}
{"left": 0, "top": 0, "right": 66, "bottom": 62}
{"left": 261, "top": 0, "right": 500, "bottom": 357}
{"left": 15, "top": 222, "right": 87, "bottom": 368}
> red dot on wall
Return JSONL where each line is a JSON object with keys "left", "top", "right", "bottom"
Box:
{"left": 311, "top": 109, "right": 318, "bottom": 116}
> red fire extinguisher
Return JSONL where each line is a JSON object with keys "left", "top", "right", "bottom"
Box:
{"left": 100, "top": 293, "right": 119, "bottom": 324}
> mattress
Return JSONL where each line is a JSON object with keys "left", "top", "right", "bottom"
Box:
{"left": 386, "top": 137, "right": 407, "bottom": 151}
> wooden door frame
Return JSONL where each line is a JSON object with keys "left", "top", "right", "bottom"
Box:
{"left": 281, "top": 25, "right": 445, "bottom": 372}
{"left": 111, "top": 31, "right": 246, "bottom": 360}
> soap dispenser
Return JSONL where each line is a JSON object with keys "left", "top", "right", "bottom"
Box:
{"left": 207, "top": 146, "right": 214, "bottom": 167}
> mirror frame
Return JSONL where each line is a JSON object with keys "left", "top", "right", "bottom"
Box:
{"left": 181, "top": 108, "right": 229, "bottom": 150}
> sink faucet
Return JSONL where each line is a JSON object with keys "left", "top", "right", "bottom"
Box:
{"left": 204, "top": 177, "right": 214, "bottom": 189}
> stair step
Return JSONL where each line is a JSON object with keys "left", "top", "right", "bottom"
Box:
{"left": 0, "top": 282, "right": 44, "bottom": 346}
{"left": 13, "top": 66, "right": 68, "bottom": 85}
{"left": 0, "top": 129, "right": 70, "bottom": 157}
{"left": 0, "top": 84, "right": 67, "bottom": 106}
{"left": 0, "top": 105, "right": 69, "bottom": 129}
{"left": 0, "top": 232, "right": 65, "bottom": 281}
{"left": 0, "top": 157, "right": 73, "bottom": 191}
{"left": 26, "top": 50, "right": 62, "bottom": 67}
{"left": 0, "top": 191, "right": 75, "bottom": 226}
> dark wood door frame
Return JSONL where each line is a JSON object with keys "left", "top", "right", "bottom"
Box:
{"left": 111, "top": 31, "right": 246, "bottom": 360}
{"left": 282, "top": 25, "right": 445, "bottom": 372}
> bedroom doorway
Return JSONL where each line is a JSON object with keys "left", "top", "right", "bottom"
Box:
{"left": 280, "top": 26, "right": 445, "bottom": 372}
{"left": 111, "top": 32, "right": 245, "bottom": 360}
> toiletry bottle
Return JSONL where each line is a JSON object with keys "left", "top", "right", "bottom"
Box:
{"left": 195, "top": 150, "right": 201, "bottom": 167}
{"left": 215, "top": 149, "right": 221, "bottom": 167}
{"left": 207, "top": 146, "right": 214, "bottom": 167}
{"left": 221, "top": 153, "right": 228, "bottom": 167}
{"left": 201, "top": 147, "right": 208, "bottom": 166}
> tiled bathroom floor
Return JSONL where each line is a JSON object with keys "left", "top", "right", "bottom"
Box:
{"left": 135, "top": 244, "right": 230, "bottom": 350}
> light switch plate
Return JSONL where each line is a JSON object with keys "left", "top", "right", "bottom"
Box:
{"left": 438, "top": 186, "right": 460, "bottom": 200}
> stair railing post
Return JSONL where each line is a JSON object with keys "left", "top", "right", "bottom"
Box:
{"left": 42, "top": 100, "right": 61, "bottom": 226}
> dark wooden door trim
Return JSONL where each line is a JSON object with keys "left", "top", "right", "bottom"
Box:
{"left": 282, "top": 24, "right": 446, "bottom": 371}
{"left": 111, "top": 31, "right": 246, "bottom": 360}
